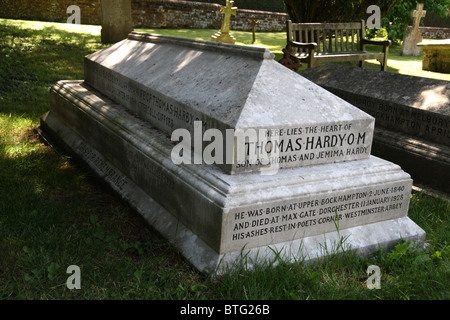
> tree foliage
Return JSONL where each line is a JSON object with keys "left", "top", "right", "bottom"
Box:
{"left": 283, "top": 0, "right": 395, "bottom": 23}
{"left": 382, "top": 0, "right": 450, "bottom": 43}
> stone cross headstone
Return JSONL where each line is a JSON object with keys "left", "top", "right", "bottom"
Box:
{"left": 401, "top": 3, "right": 427, "bottom": 56}
{"left": 247, "top": 15, "right": 260, "bottom": 44}
{"left": 211, "top": 0, "right": 237, "bottom": 44}
{"left": 101, "top": 0, "right": 133, "bottom": 44}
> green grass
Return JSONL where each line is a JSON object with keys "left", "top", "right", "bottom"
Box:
{"left": 0, "top": 19, "right": 449, "bottom": 300}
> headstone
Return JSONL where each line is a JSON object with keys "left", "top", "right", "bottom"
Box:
{"left": 417, "top": 39, "right": 450, "bottom": 74}
{"left": 101, "top": 0, "right": 133, "bottom": 44}
{"left": 300, "top": 63, "right": 450, "bottom": 192}
{"left": 247, "top": 15, "right": 259, "bottom": 44}
{"left": 401, "top": 3, "right": 427, "bottom": 56}
{"left": 40, "top": 33, "right": 425, "bottom": 274}
{"left": 211, "top": 0, "right": 237, "bottom": 44}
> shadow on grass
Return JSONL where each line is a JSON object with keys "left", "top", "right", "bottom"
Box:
{"left": 0, "top": 124, "right": 199, "bottom": 299}
{"left": 0, "top": 21, "right": 108, "bottom": 119}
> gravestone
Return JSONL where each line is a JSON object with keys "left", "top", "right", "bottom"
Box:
{"left": 211, "top": 0, "right": 237, "bottom": 44}
{"left": 247, "top": 15, "right": 259, "bottom": 44}
{"left": 300, "top": 63, "right": 450, "bottom": 192}
{"left": 417, "top": 39, "right": 450, "bottom": 74}
{"left": 101, "top": 0, "right": 133, "bottom": 44}
{"left": 40, "top": 33, "right": 425, "bottom": 274}
{"left": 401, "top": 3, "right": 427, "bottom": 56}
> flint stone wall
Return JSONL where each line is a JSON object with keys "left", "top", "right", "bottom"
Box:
{"left": 0, "top": 0, "right": 288, "bottom": 31}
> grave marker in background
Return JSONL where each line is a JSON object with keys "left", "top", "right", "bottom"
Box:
{"left": 401, "top": 3, "right": 427, "bottom": 56}
{"left": 211, "top": 0, "right": 237, "bottom": 44}
{"left": 417, "top": 39, "right": 450, "bottom": 74}
{"left": 101, "top": 0, "right": 133, "bottom": 44}
{"left": 247, "top": 15, "right": 260, "bottom": 44}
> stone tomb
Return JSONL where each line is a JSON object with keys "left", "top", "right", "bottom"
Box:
{"left": 40, "top": 33, "right": 425, "bottom": 274}
{"left": 417, "top": 39, "right": 450, "bottom": 74}
{"left": 300, "top": 63, "right": 450, "bottom": 192}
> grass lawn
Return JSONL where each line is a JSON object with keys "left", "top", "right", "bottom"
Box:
{"left": 0, "top": 19, "right": 449, "bottom": 301}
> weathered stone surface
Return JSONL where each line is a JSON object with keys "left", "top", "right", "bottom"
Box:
{"left": 401, "top": 3, "right": 427, "bottom": 56}
{"left": 417, "top": 39, "right": 450, "bottom": 74}
{"left": 300, "top": 63, "right": 450, "bottom": 191}
{"left": 41, "top": 80, "right": 424, "bottom": 272}
{"left": 300, "top": 64, "right": 450, "bottom": 145}
{"left": 373, "top": 127, "right": 450, "bottom": 192}
{"left": 406, "top": 26, "right": 450, "bottom": 40}
{"left": 101, "top": 0, "right": 133, "bottom": 44}
{"left": 85, "top": 33, "right": 374, "bottom": 173}
{"left": 40, "top": 34, "right": 426, "bottom": 274}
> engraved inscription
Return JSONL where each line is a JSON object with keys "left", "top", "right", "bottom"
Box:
{"left": 338, "top": 91, "right": 450, "bottom": 146}
{"left": 237, "top": 122, "right": 372, "bottom": 169}
{"left": 77, "top": 141, "right": 128, "bottom": 191}
{"left": 226, "top": 182, "right": 410, "bottom": 249}
{"left": 89, "top": 63, "right": 212, "bottom": 133}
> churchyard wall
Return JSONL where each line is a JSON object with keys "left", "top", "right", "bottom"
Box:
{"left": 0, "top": 0, "right": 289, "bottom": 31}
{"left": 0, "top": 0, "right": 102, "bottom": 25}
{"left": 405, "top": 26, "right": 450, "bottom": 39}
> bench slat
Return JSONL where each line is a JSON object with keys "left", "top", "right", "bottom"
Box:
{"left": 328, "top": 30, "right": 333, "bottom": 52}
{"left": 317, "top": 30, "right": 321, "bottom": 53}
{"left": 351, "top": 29, "right": 355, "bottom": 51}
{"left": 335, "top": 29, "right": 338, "bottom": 52}
{"left": 357, "top": 29, "right": 361, "bottom": 50}
{"left": 346, "top": 31, "right": 349, "bottom": 51}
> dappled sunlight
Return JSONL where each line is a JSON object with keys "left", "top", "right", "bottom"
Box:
{"left": 136, "top": 28, "right": 286, "bottom": 56}
{"left": 402, "top": 135, "right": 442, "bottom": 153}
{"left": 412, "top": 85, "right": 450, "bottom": 113}
{"left": 135, "top": 28, "right": 449, "bottom": 81}
{"left": 1, "top": 18, "right": 101, "bottom": 35}
{"left": 0, "top": 18, "right": 448, "bottom": 301}
{"left": 0, "top": 116, "right": 40, "bottom": 159}
{"left": 174, "top": 50, "right": 203, "bottom": 73}
{"left": 386, "top": 44, "right": 450, "bottom": 81}
{"left": 396, "top": 61, "right": 423, "bottom": 75}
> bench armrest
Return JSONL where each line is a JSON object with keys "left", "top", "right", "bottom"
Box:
{"left": 361, "top": 39, "right": 391, "bottom": 47}
{"left": 290, "top": 41, "right": 317, "bottom": 50}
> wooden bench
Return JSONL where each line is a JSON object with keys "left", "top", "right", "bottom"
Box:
{"left": 282, "top": 20, "right": 391, "bottom": 71}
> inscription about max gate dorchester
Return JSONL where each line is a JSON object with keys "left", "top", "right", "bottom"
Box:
{"left": 227, "top": 182, "right": 408, "bottom": 249}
